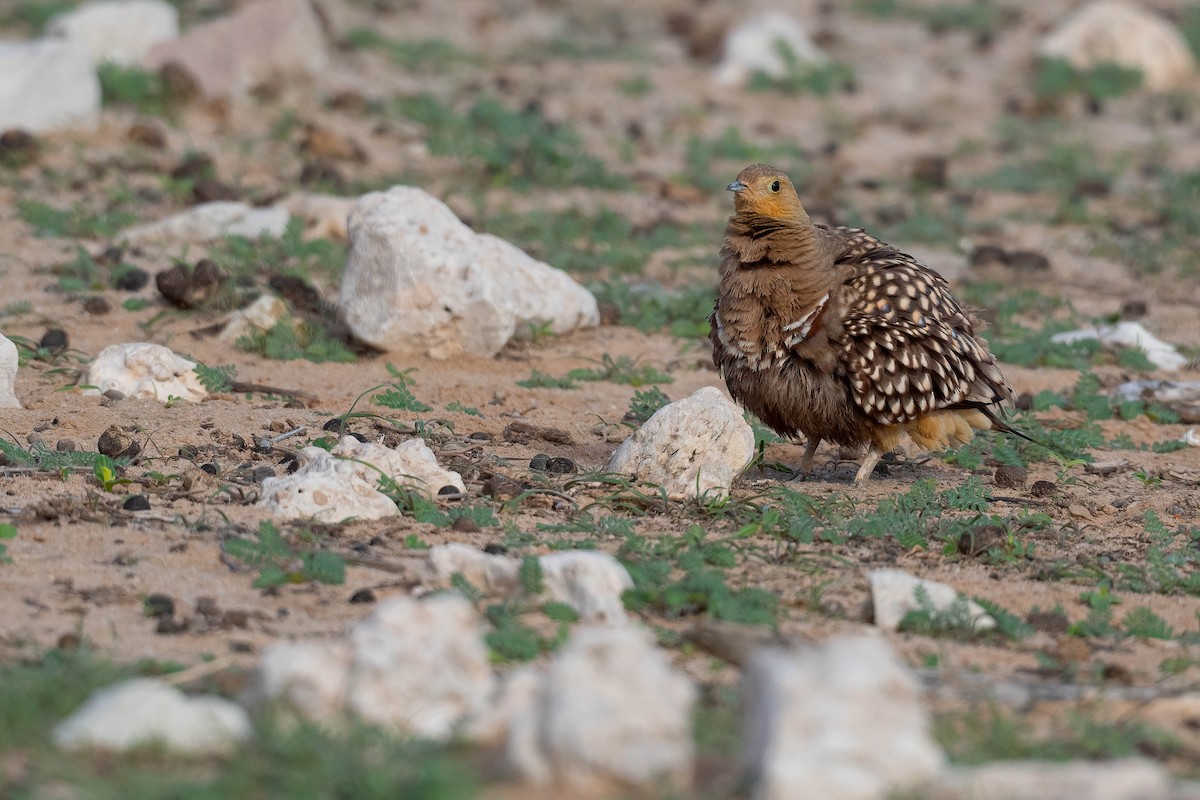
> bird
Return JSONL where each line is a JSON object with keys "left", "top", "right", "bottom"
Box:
{"left": 709, "top": 163, "right": 1016, "bottom": 482}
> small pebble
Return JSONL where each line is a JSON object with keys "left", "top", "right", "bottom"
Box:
{"left": 437, "top": 484, "right": 461, "bottom": 498}
{"left": 993, "top": 465, "right": 1028, "bottom": 490}
{"left": 156, "top": 616, "right": 189, "bottom": 634}
{"left": 195, "top": 596, "right": 220, "bottom": 617}
{"left": 102, "top": 389, "right": 126, "bottom": 401}
{"left": 98, "top": 426, "right": 140, "bottom": 459}
{"left": 482, "top": 543, "right": 508, "bottom": 555}
{"left": 1030, "top": 480, "right": 1056, "bottom": 498}
{"left": 123, "top": 494, "right": 151, "bottom": 511}
{"left": 529, "top": 454, "right": 549, "bottom": 471}
{"left": 223, "top": 610, "right": 249, "bottom": 628}
{"left": 452, "top": 515, "right": 480, "bottom": 533}
{"left": 55, "top": 439, "right": 77, "bottom": 452}
{"left": 251, "top": 466, "right": 275, "bottom": 483}
{"left": 200, "top": 462, "right": 219, "bottom": 476}
{"left": 82, "top": 296, "right": 111, "bottom": 315}
{"left": 39, "top": 328, "right": 69, "bottom": 353}
{"left": 545, "top": 456, "right": 576, "bottom": 474}
{"left": 114, "top": 267, "right": 150, "bottom": 292}
{"left": 468, "top": 431, "right": 493, "bottom": 441}
{"left": 349, "top": 588, "right": 376, "bottom": 604}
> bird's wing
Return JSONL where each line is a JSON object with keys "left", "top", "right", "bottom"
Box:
{"left": 829, "top": 234, "right": 1012, "bottom": 425}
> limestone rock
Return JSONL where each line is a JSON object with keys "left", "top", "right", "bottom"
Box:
{"left": 54, "top": 678, "right": 251, "bottom": 754}
{"left": 927, "top": 758, "right": 1170, "bottom": 800}
{"left": 420, "top": 544, "right": 634, "bottom": 624}
{"left": 338, "top": 187, "right": 599, "bottom": 359}
{"left": 1051, "top": 321, "right": 1187, "bottom": 371}
{"left": 0, "top": 40, "right": 100, "bottom": 133}
{"left": 121, "top": 202, "right": 290, "bottom": 247}
{"left": 250, "top": 640, "right": 352, "bottom": 726}
{"left": 47, "top": 0, "right": 179, "bottom": 67}
{"left": 1112, "top": 380, "right": 1200, "bottom": 423}
{"left": 0, "top": 334, "right": 20, "bottom": 408}
{"left": 144, "top": 0, "right": 329, "bottom": 99}
{"left": 81, "top": 343, "right": 208, "bottom": 404}
{"left": 714, "top": 11, "right": 827, "bottom": 87}
{"left": 281, "top": 192, "right": 358, "bottom": 242}
{"left": 607, "top": 386, "right": 754, "bottom": 500}
{"left": 868, "top": 569, "right": 996, "bottom": 632}
{"left": 331, "top": 435, "right": 465, "bottom": 495}
{"left": 506, "top": 625, "right": 696, "bottom": 792}
{"left": 742, "top": 638, "right": 944, "bottom": 800}
{"left": 219, "top": 294, "right": 291, "bottom": 342}
{"left": 1040, "top": 1, "right": 1196, "bottom": 91}
{"left": 257, "top": 447, "right": 399, "bottom": 522}
{"left": 258, "top": 435, "right": 463, "bottom": 521}
{"left": 346, "top": 594, "right": 495, "bottom": 739}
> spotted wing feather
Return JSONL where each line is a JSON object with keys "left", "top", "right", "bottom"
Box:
{"left": 830, "top": 233, "right": 1012, "bottom": 425}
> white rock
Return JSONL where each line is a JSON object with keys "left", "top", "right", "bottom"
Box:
{"left": 249, "top": 640, "right": 352, "bottom": 726}
{"left": 258, "top": 446, "right": 401, "bottom": 522}
{"left": 868, "top": 569, "right": 996, "bottom": 632}
{"left": 507, "top": 625, "right": 696, "bottom": 791}
{"left": 714, "top": 11, "right": 827, "bottom": 87}
{"left": 330, "top": 435, "right": 465, "bottom": 495}
{"left": 346, "top": 594, "right": 495, "bottom": 740}
{"left": 420, "top": 544, "right": 633, "bottom": 624}
{"left": 219, "top": 294, "right": 291, "bottom": 342}
{"left": 1040, "top": 1, "right": 1196, "bottom": 91}
{"left": 0, "top": 334, "right": 20, "bottom": 409}
{"left": 927, "top": 758, "right": 1170, "bottom": 800}
{"left": 607, "top": 386, "right": 755, "bottom": 500}
{"left": 338, "top": 187, "right": 599, "bottom": 359}
{"left": 1184, "top": 428, "right": 1200, "bottom": 447}
{"left": 1051, "top": 321, "right": 1187, "bottom": 371}
{"left": 144, "top": 0, "right": 328, "bottom": 99}
{"left": 121, "top": 202, "right": 290, "bottom": 247}
{"left": 0, "top": 40, "right": 100, "bottom": 133}
{"left": 281, "top": 192, "right": 358, "bottom": 242}
{"left": 81, "top": 342, "right": 208, "bottom": 403}
{"left": 54, "top": 678, "right": 251, "bottom": 754}
{"left": 540, "top": 551, "right": 633, "bottom": 625}
{"left": 422, "top": 543, "right": 523, "bottom": 594}
{"left": 47, "top": 0, "right": 178, "bottom": 67}
{"left": 742, "top": 638, "right": 944, "bottom": 800}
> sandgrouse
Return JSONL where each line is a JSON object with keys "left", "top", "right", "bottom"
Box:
{"left": 710, "top": 163, "right": 1015, "bottom": 482}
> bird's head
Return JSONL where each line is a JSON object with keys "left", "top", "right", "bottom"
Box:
{"left": 726, "top": 164, "right": 804, "bottom": 220}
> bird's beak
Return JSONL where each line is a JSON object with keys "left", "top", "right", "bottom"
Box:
{"left": 726, "top": 180, "right": 747, "bottom": 193}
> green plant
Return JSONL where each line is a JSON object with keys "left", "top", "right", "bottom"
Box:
{"left": 193, "top": 362, "right": 236, "bottom": 393}
{"left": 237, "top": 321, "right": 358, "bottom": 364}
{"left": 223, "top": 522, "right": 346, "bottom": 588}
{"left": 898, "top": 586, "right": 991, "bottom": 639}
{"left": 208, "top": 219, "right": 346, "bottom": 283}
{"left": 344, "top": 29, "right": 478, "bottom": 72}
{"left": 445, "top": 401, "right": 482, "bottom": 417}
{"left": 17, "top": 199, "right": 136, "bottom": 240}
{"left": 97, "top": 63, "right": 173, "bottom": 116}
{"left": 589, "top": 280, "right": 715, "bottom": 337}
{"left": 747, "top": 42, "right": 856, "bottom": 96}
{"left": 517, "top": 369, "right": 577, "bottom": 390}
{"left": 0, "top": 523, "right": 15, "bottom": 564}
{"left": 395, "top": 93, "right": 627, "bottom": 190}
{"left": 372, "top": 365, "right": 432, "bottom": 412}
{"left": 0, "top": 438, "right": 129, "bottom": 479}
{"left": 93, "top": 457, "right": 133, "bottom": 493}
{"left": 626, "top": 387, "right": 670, "bottom": 424}
{"left": 1034, "top": 57, "right": 1144, "bottom": 106}
{"left": 566, "top": 353, "right": 673, "bottom": 386}
{"left": 682, "top": 126, "right": 805, "bottom": 190}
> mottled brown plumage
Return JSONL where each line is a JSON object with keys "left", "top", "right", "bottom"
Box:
{"left": 710, "top": 163, "right": 1014, "bottom": 482}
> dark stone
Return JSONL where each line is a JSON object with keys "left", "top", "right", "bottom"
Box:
{"left": 195, "top": 596, "right": 220, "bottom": 617}
{"left": 993, "top": 465, "right": 1028, "bottom": 490}
{"left": 55, "top": 439, "right": 77, "bottom": 452}
{"left": 1026, "top": 609, "right": 1070, "bottom": 634}
{"left": 1120, "top": 300, "right": 1148, "bottom": 319}
{"left": 911, "top": 155, "right": 948, "bottom": 189}
{"left": 156, "top": 258, "right": 226, "bottom": 309}
{"left": 452, "top": 515, "right": 480, "bottom": 533}
{"left": 349, "top": 588, "right": 376, "bottom": 604}
{"left": 1030, "top": 480, "right": 1056, "bottom": 498}
{"left": 545, "top": 457, "right": 576, "bottom": 474}
{"left": 0, "top": 128, "right": 39, "bottom": 166}
{"left": 38, "top": 328, "right": 69, "bottom": 353}
{"left": 170, "top": 153, "right": 215, "bottom": 183}
{"left": 98, "top": 425, "right": 141, "bottom": 459}
{"left": 529, "top": 453, "right": 550, "bottom": 471}
{"left": 438, "top": 485, "right": 461, "bottom": 498}
{"left": 251, "top": 466, "right": 275, "bottom": 483}
{"left": 156, "top": 616, "right": 189, "bottom": 634}
{"left": 192, "top": 178, "right": 239, "bottom": 203}
{"left": 200, "top": 462, "right": 219, "bottom": 476}
{"left": 82, "top": 296, "right": 111, "bottom": 315}
{"left": 482, "top": 543, "right": 508, "bottom": 555}
{"left": 323, "top": 417, "right": 345, "bottom": 431}
{"left": 126, "top": 120, "right": 167, "bottom": 149}
{"left": 1007, "top": 250, "right": 1051, "bottom": 272}
{"left": 222, "top": 610, "right": 249, "bottom": 627}
{"left": 468, "top": 431, "right": 493, "bottom": 441}
{"left": 957, "top": 524, "right": 1007, "bottom": 557}
{"left": 968, "top": 244, "right": 1009, "bottom": 268}
{"left": 114, "top": 267, "right": 150, "bottom": 292}
{"left": 123, "top": 494, "right": 151, "bottom": 511}
{"left": 143, "top": 593, "right": 175, "bottom": 618}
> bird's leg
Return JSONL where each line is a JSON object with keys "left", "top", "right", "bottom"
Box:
{"left": 799, "top": 436, "right": 822, "bottom": 475}
{"left": 853, "top": 447, "right": 885, "bottom": 483}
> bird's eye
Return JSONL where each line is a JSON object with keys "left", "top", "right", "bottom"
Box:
{"left": 770, "top": 180, "right": 781, "bottom": 193}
